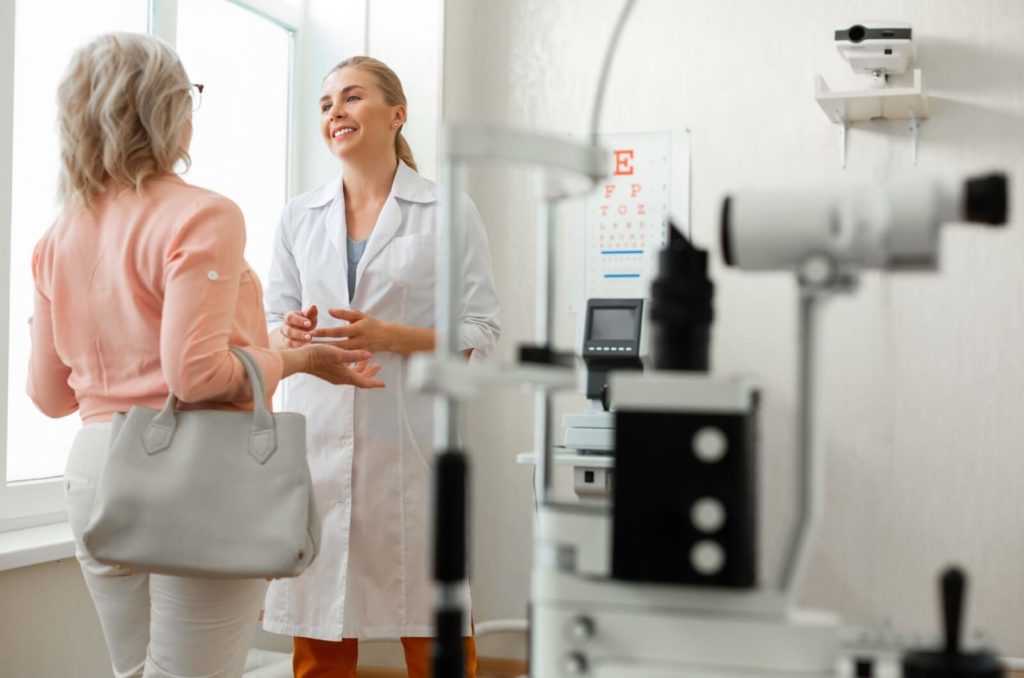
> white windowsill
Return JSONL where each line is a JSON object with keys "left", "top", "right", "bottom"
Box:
{"left": 0, "top": 521, "right": 75, "bottom": 572}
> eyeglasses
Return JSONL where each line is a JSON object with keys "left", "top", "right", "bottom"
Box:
{"left": 190, "top": 83, "right": 204, "bottom": 112}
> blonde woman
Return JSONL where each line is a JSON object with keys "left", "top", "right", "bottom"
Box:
{"left": 28, "top": 33, "right": 383, "bottom": 677}
{"left": 262, "top": 57, "right": 500, "bottom": 677}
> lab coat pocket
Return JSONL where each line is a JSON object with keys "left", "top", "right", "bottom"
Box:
{"left": 388, "top": 234, "right": 435, "bottom": 290}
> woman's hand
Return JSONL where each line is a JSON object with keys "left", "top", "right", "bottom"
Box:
{"left": 280, "top": 345, "right": 385, "bottom": 388}
{"left": 306, "top": 345, "right": 385, "bottom": 388}
{"left": 311, "top": 309, "right": 395, "bottom": 353}
{"left": 278, "top": 305, "right": 319, "bottom": 348}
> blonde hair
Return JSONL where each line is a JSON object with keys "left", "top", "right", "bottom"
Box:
{"left": 57, "top": 32, "right": 193, "bottom": 209}
{"left": 326, "top": 56, "right": 417, "bottom": 172}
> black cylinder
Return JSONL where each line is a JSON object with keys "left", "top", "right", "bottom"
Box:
{"left": 964, "top": 173, "right": 1008, "bottom": 226}
{"left": 649, "top": 224, "right": 714, "bottom": 372}
{"left": 432, "top": 609, "right": 465, "bottom": 678}
{"left": 720, "top": 196, "right": 736, "bottom": 267}
{"left": 433, "top": 451, "right": 467, "bottom": 583}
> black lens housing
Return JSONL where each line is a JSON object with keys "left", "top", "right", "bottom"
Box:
{"left": 649, "top": 225, "right": 713, "bottom": 372}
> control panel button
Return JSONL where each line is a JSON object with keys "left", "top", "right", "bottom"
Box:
{"left": 691, "top": 540, "right": 726, "bottom": 576}
{"left": 690, "top": 497, "right": 726, "bottom": 533}
{"left": 692, "top": 427, "right": 728, "bottom": 463}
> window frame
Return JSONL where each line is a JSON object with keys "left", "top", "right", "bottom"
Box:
{"left": 0, "top": 0, "right": 301, "bottom": 533}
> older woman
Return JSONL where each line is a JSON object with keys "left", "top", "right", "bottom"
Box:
{"left": 27, "top": 32, "right": 383, "bottom": 677}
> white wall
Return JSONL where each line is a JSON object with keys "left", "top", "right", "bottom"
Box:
{"left": 292, "top": 0, "right": 367, "bottom": 193}
{"left": 446, "top": 0, "right": 1024, "bottom": 656}
{"left": 0, "top": 559, "right": 112, "bottom": 676}
{"left": 366, "top": 0, "right": 444, "bottom": 181}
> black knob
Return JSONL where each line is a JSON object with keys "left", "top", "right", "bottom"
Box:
{"left": 902, "top": 566, "right": 1005, "bottom": 678}
{"left": 942, "top": 568, "right": 965, "bottom": 655}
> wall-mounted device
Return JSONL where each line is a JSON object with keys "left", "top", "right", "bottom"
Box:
{"left": 835, "top": 22, "right": 915, "bottom": 78}
{"left": 815, "top": 20, "right": 928, "bottom": 167}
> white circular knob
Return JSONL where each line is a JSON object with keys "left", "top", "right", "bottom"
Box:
{"left": 692, "top": 427, "right": 728, "bottom": 463}
{"left": 797, "top": 253, "right": 835, "bottom": 286}
{"left": 691, "top": 540, "right": 726, "bottom": 576}
{"left": 690, "top": 497, "right": 726, "bottom": 533}
{"left": 564, "top": 652, "right": 588, "bottom": 675}
{"left": 567, "top": 616, "right": 594, "bottom": 644}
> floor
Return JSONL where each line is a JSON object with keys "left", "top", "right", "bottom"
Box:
{"left": 242, "top": 650, "right": 528, "bottom": 678}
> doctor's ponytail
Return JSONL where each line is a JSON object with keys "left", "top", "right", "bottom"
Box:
{"left": 327, "top": 56, "right": 418, "bottom": 173}
{"left": 395, "top": 132, "right": 417, "bottom": 173}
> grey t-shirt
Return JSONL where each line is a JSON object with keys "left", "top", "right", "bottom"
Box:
{"left": 347, "top": 236, "right": 369, "bottom": 301}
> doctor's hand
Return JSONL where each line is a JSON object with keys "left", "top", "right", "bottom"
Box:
{"left": 303, "top": 344, "right": 385, "bottom": 388}
{"left": 278, "top": 305, "right": 319, "bottom": 348}
{"left": 310, "top": 308, "right": 397, "bottom": 353}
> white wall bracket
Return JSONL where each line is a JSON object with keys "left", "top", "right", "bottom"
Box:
{"left": 831, "top": 111, "right": 849, "bottom": 169}
{"left": 908, "top": 107, "right": 920, "bottom": 165}
{"left": 815, "top": 68, "right": 929, "bottom": 168}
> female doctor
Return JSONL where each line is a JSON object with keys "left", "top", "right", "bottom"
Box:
{"left": 262, "top": 56, "right": 500, "bottom": 678}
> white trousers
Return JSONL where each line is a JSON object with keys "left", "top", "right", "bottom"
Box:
{"left": 65, "top": 424, "right": 267, "bottom": 678}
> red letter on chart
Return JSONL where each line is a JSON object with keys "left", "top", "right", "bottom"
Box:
{"left": 614, "top": 150, "right": 635, "bottom": 176}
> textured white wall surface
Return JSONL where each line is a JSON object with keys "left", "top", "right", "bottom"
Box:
{"left": 0, "top": 559, "right": 112, "bottom": 676}
{"left": 445, "top": 0, "right": 1024, "bottom": 657}
{"left": 366, "top": 0, "right": 444, "bottom": 181}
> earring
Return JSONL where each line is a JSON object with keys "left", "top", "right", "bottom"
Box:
{"left": 393, "top": 122, "right": 400, "bottom": 129}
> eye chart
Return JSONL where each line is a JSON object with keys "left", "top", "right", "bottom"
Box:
{"left": 585, "top": 131, "right": 689, "bottom": 300}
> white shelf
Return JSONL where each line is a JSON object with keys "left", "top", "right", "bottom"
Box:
{"left": 516, "top": 449, "right": 615, "bottom": 469}
{"left": 814, "top": 69, "right": 928, "bottom": 123}
{"left": 814, "top": 69, "right": 929, "bottom": 167}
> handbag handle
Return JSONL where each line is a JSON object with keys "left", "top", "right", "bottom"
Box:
{"left": 142, "top": 346, "right": 278, "bottom": 464}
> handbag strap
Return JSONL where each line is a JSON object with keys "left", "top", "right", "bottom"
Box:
{"left": 143, "top": 346, "right": 278, "bottom": 464}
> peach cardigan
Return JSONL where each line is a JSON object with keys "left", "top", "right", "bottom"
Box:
{"left": 28, "top": 175, "right": 284, "bottom": 423}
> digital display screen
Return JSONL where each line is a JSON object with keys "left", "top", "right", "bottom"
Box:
{"left": 589, "top": 307, "right": 637, "bottom": 341}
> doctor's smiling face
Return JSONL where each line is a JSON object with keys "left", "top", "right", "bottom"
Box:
{"left": 320, "top": 66, "right": 405, "bottom": 164}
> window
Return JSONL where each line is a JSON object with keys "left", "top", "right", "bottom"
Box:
{"left": 174, "top": 0, "right": 292, "bottom": 281}
{"left": 1, "top": 0, "right": 297, "bottom": 529}
{"left": 5, "top": 1, "right": 149, "bottom": 486}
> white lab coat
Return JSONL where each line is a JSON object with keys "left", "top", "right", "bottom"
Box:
{"left": 262, "top": 162, "right": 500, "bottom": 641}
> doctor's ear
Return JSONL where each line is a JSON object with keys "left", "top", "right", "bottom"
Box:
{"left": 390, "top": 106, "right": 407, "bottom": 130}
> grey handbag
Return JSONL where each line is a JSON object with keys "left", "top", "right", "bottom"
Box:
{"left": 83, "top": 346, "right": 321, "bottom": 579}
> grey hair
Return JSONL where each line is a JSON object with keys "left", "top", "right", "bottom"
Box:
{"left": 57, "top": 32, "right": 193, "bottom": 209}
